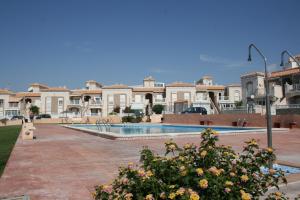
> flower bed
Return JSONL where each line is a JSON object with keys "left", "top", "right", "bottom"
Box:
{"left": 94, "top": 128, "right": 287, "bottom": 200}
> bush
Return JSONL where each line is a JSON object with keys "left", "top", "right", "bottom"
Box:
{"left": 0, "top": 118, "right": 8, "bottom": 125}
{"left": 122, "top": 116, "right": 134, "bottom": 123}
{"left": 30, "top": 105, "right": 39, "bottom": 116}
{"left": 124, "top": 106, "right": 134, "bottom": 114}
{"left": 114, "top": 106, "right": 121, "bottom": 113}
{"left": 93, "top": 128, "right": 287, "bottom": 200}
{"left": 152, "top": 104, "right": 164, "bottom": 114}
{"left": 122, "top": 116, "right": 142, "bottom": 123}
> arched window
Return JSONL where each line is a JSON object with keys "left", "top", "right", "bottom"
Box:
{"left": 246, "top": 82, "right": 253, "bottom": 97}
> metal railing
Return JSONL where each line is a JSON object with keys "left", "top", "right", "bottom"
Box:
{"left": 96, "top": 119, "right": 111, "bottom": 132}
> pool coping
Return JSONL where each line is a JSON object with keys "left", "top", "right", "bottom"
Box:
{"left": 62, "top": 123, "right": 288, "bottom": 140}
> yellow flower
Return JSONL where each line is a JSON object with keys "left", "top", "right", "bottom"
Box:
{"left": 212, "top": 131, "right": 219, "bottom": 137}
{"left": 92, "top": 191, "right": 96, "bottom": 198}
{"left": 138, "top": 169, "right": 145, "bottom": 177}
{"left": 249, "top": 139, "right": 257, "bottom": 146}
{"left": 199, "top": 179, "right": 208, "bottom": 189}
{"left": 225, "top": 181, "right": 234, "bottom": 187}
{"left": 230, "top": 172, "right": 236, "bottom": 177}
{"left": 160, "top": 192, "right": 166, "bottom": 199}
{"left": 180, "top": 166, "right": 187, "bottom": 176}
{"left": 196, "top": 168, "right": 204, "bottom": 176}
{"left": 275, "top": 192, "right": 281, "bottom": 197}
{"left": 190, "top": 192, "right": 200, "bottom": 200}
{"left": 125, "top": 193, "right": 133, "bottom": 200}
{"left": 266, "top": 147, "right": 273, "bottom": 153}
{"left": 169, "top": 185, "right": 175, "bottom": 189}
{"left": 269, "top": 169, "right": 276, "bottom": 175}
{"left": 176, "top": 188, "right": 185, "bottom": 196}
{"left": 200, "top": 150, "right": 207, "bottom": 158}
{"left": 241, "top": 175, "right": 249, "bottom": 182}
{"left": 169, "top": 144, "right": 176, "bottom": 150}
{"left": 146, "top": 170, "right": 153, "bottom": 177}
{"left": 168, "top": 192, "right": 176, "bottom": 199}
{"left": 241, "top": 191, "right": 251, "bottom": 200}
{"left": 184, "top": 143, "right": 192, "bottom": 149}
{"left": 225, "top": 187, "right": 231, "bottom": 193}
{"left": 208, "top": 166, "right": 221, "bottom": 176}
{"left": 145, "top": 194, "right": 154, "bottom": 200}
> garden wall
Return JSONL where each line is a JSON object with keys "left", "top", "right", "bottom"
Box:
{"left": 162, "top": 114, "right": 300, "bottom": 128}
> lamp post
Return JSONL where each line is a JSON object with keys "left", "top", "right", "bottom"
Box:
{"left": 280, "top": 50, "right": 300, "bottom": 67}
{"left": 248, "top": 44, "right": 273, "bottom": 168}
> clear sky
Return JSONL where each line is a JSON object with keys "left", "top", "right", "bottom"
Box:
{"left": 0, "top": 0, "right": 300, "bottom": 91}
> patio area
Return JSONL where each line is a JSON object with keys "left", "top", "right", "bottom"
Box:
{"left": 0, "top": 124, "right": 299, "bottom": 199}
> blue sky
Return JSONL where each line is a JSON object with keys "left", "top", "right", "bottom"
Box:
{"left": 0, "top": 0, "right": 300, "bottom": 91}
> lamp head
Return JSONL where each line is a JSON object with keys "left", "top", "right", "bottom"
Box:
{"left": 280, "top": 61, "right": 284, "bottom": 67}
{"left": 247, "top": 54, "right": 252, "bottom": 62}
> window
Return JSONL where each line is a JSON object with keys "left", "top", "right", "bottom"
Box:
{"left": 0, "top": 99, "right": 4, "bottom": 107}
{"left": 9, "top": 102, "right": 18, "bottom": 107}
{"left": 234, "top": 90, "right": 240, "bottom": 101}
{"left": 246, "top": 82, "right": 253, "bottom": 97}
{"left": 184, "top": 93, "right": 190, "bottom": 101}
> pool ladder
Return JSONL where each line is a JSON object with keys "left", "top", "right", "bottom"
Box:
{"left": 96, "top": 119, "right": 111, "bottom": 132}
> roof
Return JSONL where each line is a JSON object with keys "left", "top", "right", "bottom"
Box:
{"left": 86, "top": 80, "right": 102, "bottom": 87}
{"left": 143, "top": 76, "right": 155, "bottom": 81}
{"left": 9, "top": 96, "right": 22, "bottom": 102}
{"left": 70, "top": 89, "right": 102, "bottom": 95}
{"left": 0, "top": 89, "right": 13, "bottom": 94}
{"left": 166, "top": 82, "right": 194, "bottom": 87}
{"left": 103, "top": 84, "right": 130, "bottom": 89}
{"left": 226, "top": 83, "right": 241, "bottom": 87}
{"left": 132, "top": 87, "right": 165, "bottom": 93}
{"left": 41, "top": 87, "right": 70, "bottom": 92}
{"left": 270, "top": 67, "right": 300, "bottom": 78}
{"left": 241, "top": 72, "right": 265, "bottom": 78}
{"left": 15, "top": 92, "right": 41, "bottom": 97}
{"left": 196, "top": 85, "right": 225, "bottom": 91}
{"left": 30, "top": 83, "right": 49, "bottom": 89}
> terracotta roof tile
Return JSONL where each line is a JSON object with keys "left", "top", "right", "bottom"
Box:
{"left": 166, "top": 82, "right": 194, "bottom": 87}
{"left": 196, "top": 85, "right": 225, "bottom": 91}
{"left": 132, "top": 87, "right": 165, "bottom": 93}
{"left": 270, "top": 67, "right": 300, "bottom": 78}
{"left": 0, "top": 89, "right": 13, "bottom": 94}
{"left": 103, "top": 84, "right": 130, "bottom": 89}
{"left": 15, "top": 92, "right": 41, "bottom": 97}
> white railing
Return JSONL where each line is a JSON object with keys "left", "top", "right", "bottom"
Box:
{"left": 154, "top": 98, "right": 166, "bottom": 103}
{"left": 218, "top": 96, "right": 229, "bottom": 101}
{"left": 69, "top": 100, "right": 81, "bottom": 105}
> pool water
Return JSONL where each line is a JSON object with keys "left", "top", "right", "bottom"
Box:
{"left": 261, "top": 164, "right": 300, "bottom": 175}
{"left": 69, "top": 124, "right": 261, "bottom": 135}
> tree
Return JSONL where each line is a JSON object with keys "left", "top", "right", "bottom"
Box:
{"left": 113, "top": 106, "right": 120, "bottom": 113}
{"left": 30, "top": 105, "right": 39, "bottom": 116}
{"left": 152, "top": 104, "right": 164, "bottom": 114}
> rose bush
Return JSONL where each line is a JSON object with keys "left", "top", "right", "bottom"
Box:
{"left": 93, "top": 128, "right": 288, "bottom": 200}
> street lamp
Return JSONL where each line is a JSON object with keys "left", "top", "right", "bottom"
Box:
{"left": 280, "top": 50, "right": 300, "bottom": 67}
{"left": 248, "top": 44, "right": 273, "bottom": 168}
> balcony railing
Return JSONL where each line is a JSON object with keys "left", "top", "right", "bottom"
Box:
{"left": 276, "top": 104, "right": 300, "bottom": 109}
{"left": 218, "top": 96, "right": 230, "bottom": 101}
{"left": 69, "top": 100, "right": 81, "bottom": 105}
{"left": 154, "top": 98, "right": 166, "bottom": 103}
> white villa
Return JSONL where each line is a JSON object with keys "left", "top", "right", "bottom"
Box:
{"left": 0, "top": 76, "right": 242, "bottom": 119}
{"left": 241, "top": 54, "right": 300, "bottom": 114}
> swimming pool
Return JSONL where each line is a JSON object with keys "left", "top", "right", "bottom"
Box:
{"left": 65, "top": 124, "right": 267, "bottom": 139}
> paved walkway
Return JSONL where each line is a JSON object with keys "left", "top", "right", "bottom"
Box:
{"left": 0, "top": 125, "right": 299, "bottom": 199}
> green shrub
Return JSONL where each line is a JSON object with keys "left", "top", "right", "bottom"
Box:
{"left": 114, "top": 106, "right": 120, "bottom": 113}
{"left": 152, "top": 104, "right": 164, "bottom": 114}
{"left": 30, "top": 105, "right": 40, "bottom": 116}
{"left": 93, "top": 128, "right": 287, "bottom": 200}
{"left": 122, "top": 116, "right": 134, "bottom": 123}
{"left": 124, "top": 106, "right": 134, "bottom": 114}
{"left": 0, "top": 118, "right": 8, "bottom": 125}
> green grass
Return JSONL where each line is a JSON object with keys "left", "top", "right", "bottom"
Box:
{"left": 0, "top": 125, "right": 21, "bottom": 176}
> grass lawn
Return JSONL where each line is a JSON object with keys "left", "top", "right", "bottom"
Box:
{"left": 0, "top": 125, "right": 21, "bottom": 177}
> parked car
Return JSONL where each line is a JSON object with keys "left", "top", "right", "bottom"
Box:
{"left": 10, "top": 115, "right": 25, "bottom": 120}
{"left": 181, "top": 107, "right": 207, "bottom": 115}
{"left": 35, "top": 114, "right": 51, "bottom": 119}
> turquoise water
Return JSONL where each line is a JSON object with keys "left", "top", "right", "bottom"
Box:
{"left": 70, "top": 124, "right": 260, "bottom": 135}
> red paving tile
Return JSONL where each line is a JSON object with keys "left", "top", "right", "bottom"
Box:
{"left": 0, "top": 124, "right": 299, "bottom": 199}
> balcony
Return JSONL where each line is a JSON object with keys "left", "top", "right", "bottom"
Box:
{"left": 285, "top": 83, "right": 300, "bottom": 98}
{"left": 153, "top": 98, "right": 166, "bottom": 104}
{"left": 69, "top": 100, "right": 81, "bottom": 106}
{"left": 89, "top": 100, "right": 102, "bottom": 107}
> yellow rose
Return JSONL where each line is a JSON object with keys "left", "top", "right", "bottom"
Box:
{"left": 199, "top": 179, "right": 208, "bottom": 189}
{"left": 160, "top": 192, "right": 166, "bottom": 199}
{"left": 241, "top": 175, "right": 249, "bottom": 182}
{"left": 266, "top": 147, "right": 273, "bottom": 153}
{"left": 168, "top": 192, "right": 176, "bottom": 199}
{"left": 196, "top": 168, "right": 204, "bottom": 176}
{"left": 176, "top": 188, "right": 185, "bottom": 196}
{"left": 200, "top": 150, "right": 207, "bottom": 158}
{"left": 241, "top": 192, "right": 251, "bottom": 200}
{"left": 190, "top": 192, "right": 200, "bottom": 200}
{"left": 225, "top": 181, "right": 234, "bottom": 187}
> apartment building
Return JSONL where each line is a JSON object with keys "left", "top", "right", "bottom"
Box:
{"left": 0, "top": 76, "right": 242, "bottom": 119}
{"left": 241, "top": 54, "right": 300, "bottom": 114}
